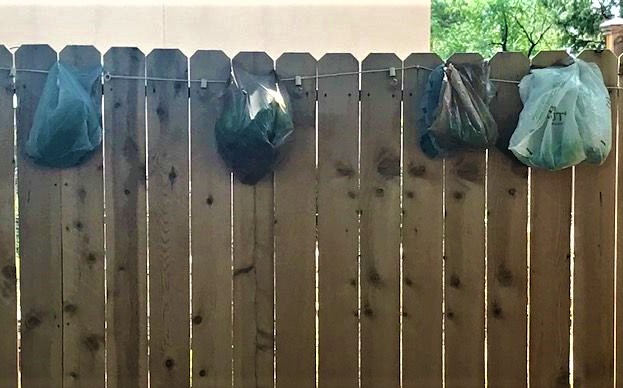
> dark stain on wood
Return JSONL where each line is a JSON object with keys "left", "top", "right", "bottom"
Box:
{"left": 496, "top": 264, "right": 513, "bottom": 287}
{"left": 449, "top": 274, "right": 461, "bottom": 288}
{"left": 83, "top": 334, "right": 102, "bottom": 353}
{"left": 206, "top": 195, "right": 214, "bottom": 206}
{"left": 233, "top": 264, "right": 254, "bottom": 276}
{"left": 86, "top": 253, "right": 97, "bottom": 263}
{"left": 77, "top": 187, "right": 87, "bottom": 202}
{"left": 347, "top": 190, "right": 356, "bottom": 199}
{"left": 2, "top": 264, "right": 16, "bottom": 281}
{"left": 446, "top": 310, "right": 455, "bottom": 320}
{"left": 199, "top": 369, "right": 207, "bottom": 377}
{"left": 335, "top": 161, "right": 355, "bottom": 177}
{"left": 23, "top": 313, "right": 42, "bottom": 331}
{"left": 114, "top": 101, "right": 122, "bottom": 109}
{"left": 168, "top": 166, "right": 177, "bottom": 188}
{"left": 377, "top": 151, "right": 400, "bottom": 178}
{"left": 69, "top": 371, "right": 78, "bottom": 379}
{"left": 404, "top": 277, "right": 413, "bottom": 287}
{"left": 349, "top": 278, "right": 357, "bottom": 287}
{"left": 453, "top": 191, "right": 464, "bottom": 200}
{"left": 368, "top": 269, "right": 381, "bottom": 286}
{"left": 492, "top": 301, "right": 503, "bottom": 319}
{"left": 455, "top": 160, "right": 481, "bottom": 183}
{"left": 375, "top": 187, "right": 384, "bottom": 197}
{"left": 508, "top": 188, "right": 516, "bottom": 196}
{"left": 64, "top": 303, "right": 77, "bottom": 314}
{"left": 408, "top": 163, "right": 426, "bottom": 177}
{"left": 165, "top": 358, "right": 175, "bottom": 369}
{"left": 74, "top": 221, "right": 84, "bottom": 231}
{"left": 124, "top": 189, "right": 131, "bottom": 195}
{"left": 192, "top": 315, "right": 202, "bottom": 325}
{"left": 156, "top": 105, "right": 168, "bottom": 121}
{"left": 363, "top": 303, "right": 373, "bottom": 317}
{"left": 406, "top": 191, "right": 414, "bottom": 198}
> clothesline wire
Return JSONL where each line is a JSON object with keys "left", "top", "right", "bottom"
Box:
{"left": 0, "top": 65, "right": 621, "bottom": 90}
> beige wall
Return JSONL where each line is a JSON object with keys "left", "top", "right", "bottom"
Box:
{"left": 0, "top": 1, "right": 430, "bottom": 60}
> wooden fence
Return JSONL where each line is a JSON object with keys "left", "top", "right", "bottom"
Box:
{"left": 0, "top": 44, "right": 620, "bottom": 388}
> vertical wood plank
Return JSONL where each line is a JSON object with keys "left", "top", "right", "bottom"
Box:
{"left": 274, "top": 53, "right": 317, "bottom": 388}
{"left": 190, "top": 50, "right": 233, "bottom": 387}
{"left": 529, "top": 50, "right": 572, "bottom": 388}
{"left": 618, "top": 51, "right": 623, "bottom": 388}
{"left": 360, "top": 53, "right": 401, "bottom": 388}
{"left": 15, "top": 44, "right": 62, "bottom": 388}
{"left": 59, "top": 45, "right": 105, "bottom": 388}
{"left": 573, "top": 49, "right": 617, "bottom": 387}
{"left": 487, "top": 52, "right": 530, "bottom": 388}
{"left": 317, "top": 53, "right": 359, "bottom": 388}
{"left": 402, "top": 53, "right": 444, "bottom": 388}
{"left": 232, "top": 52, "right": 275, "bottom": 388}
{"left": 146, "top": 49, "right": 190, "bottom": 388}
{"left": 104, "top": 47, "right": 148, "bottom": 388}
{"left": 444, "top": 53, "right": 486, "bottom": 388}
{"left": 0, "top": 44, "right": 17, "bottom": 388}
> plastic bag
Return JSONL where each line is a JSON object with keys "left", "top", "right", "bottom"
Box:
{"left": 215, "top": 64, "right": 293, "bottom": 185}
{"left": 26, "top": 61, "right": 103, "bottom": 168}
{"left": 419, "top": 62, "right": 498, "bottom": 158}
{"left": 508, "top": 59, "right": 611, "bottom": 170}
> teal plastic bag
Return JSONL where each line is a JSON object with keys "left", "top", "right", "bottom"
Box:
{"left": 509, "top": 59, "right": 611, "bottom": 170}
{"left": 26, "top": 62, "right": 103, "bottom": 168}
{"left": 215, "top": 64, "right": 293, "bottom": 185}
{"left": 422, "top": 62, "right": 498, "bottom": 158}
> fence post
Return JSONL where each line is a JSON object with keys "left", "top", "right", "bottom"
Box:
{"left": 601, "top": 17, "right": 623, "bottom": 56}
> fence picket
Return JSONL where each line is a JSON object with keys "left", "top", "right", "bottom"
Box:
{"left": 104, "top": 47, "right": 148, "bottom": 388}
{"left": 402, "top": 53, "right": 444, "bottom": 388}
{"left": 275, "top": 53, "right": 317, "bottom": 388}
{"left": 487, "top": 52, "right": 529, "bottom": 388}
{"left": 58, "top": 45, "right": 105, "bottom": 388}
{"left": 444, "top": 53, "right": 486, "bottom": 388}
{"left": 317, "top": 53, "right": 359, "bottom": 388}
{"left": 146, "top": 48, "right": 190, "bottom": 388}
{"left": 0, "top": 44, "right": 16, "bottom": 388}
{"left": 190, "top": 50, "right": 233, "bottom": 388}
{"left": 573, "top": 49, "right": 617, "bottom": 386}
{"left": 360, "top": 53, "right": 402, "bottom": 388}
{"left": 618, "top": 51, "right": 623, "bottom": 388}
{"left": 529, "top": 50, "right": 572, "bottom": 388}
{"left": 232, "top": 52, "right": 276, "bottom": 388}
{"left": 15, "top": 44, "right": 62, "bottom": 388}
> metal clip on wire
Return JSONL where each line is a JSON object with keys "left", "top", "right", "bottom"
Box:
{"left": 389, "top": 67, "right": 399, "bottom": 86}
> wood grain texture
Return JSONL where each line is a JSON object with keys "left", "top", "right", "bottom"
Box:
{"left": 402, "top": 53, "right": 444, "bottom": 388}
{"left": 317, "top": 53, "right": 359, "bottom": 388}
{"left": 232, "top": 52, "right": 275, "bottom": 388}
{"left": 529, "top": 50, "right": 572, "bottom": 388}
{"left": 275, "top": 53, "right": 317, "bottom": 388}
{"left": 360, "top": 53, "right": 401, "bottom": 388}
{"left": 573, "top": 50, "right": 617, "bottom": 387}
{"left": 190, "top": 50, "right": 233, "bottom": 387}
{"left": 617, "top": 51, "right": 623, "bottom": 388}
{"left": 487, "top": 52, "right": 529, "bottom": 388}
{"left": 15, "top": 44, "right": 62, "bottom": 388}
{"left": 104, "top": 47, "right": 148, "bottom": 388}
{"left": 59, "top": 45, "right": 105, "bottom": 388}
{"left": 146, "top": 49, "right": 190, "bottom": 388}
{"left": 444, "top": 53, "right": 486, "bottom": 388}
{"left": 0, "top": 45, "right": 17, "bottom": 388}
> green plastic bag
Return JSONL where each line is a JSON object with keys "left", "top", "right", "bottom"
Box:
{"left": 424, "top": 62, "right": 498, "bottom": 156}
{"left": 215, "top": 64, "right": 293, "bottom": 185}
{"left": 509, "top": 59, "right": 611, "bottom": 170}
{"left": 26, "top": 61, "right": 102, "bottom": 168}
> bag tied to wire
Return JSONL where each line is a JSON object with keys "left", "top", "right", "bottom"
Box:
{"left": 215, "top": 63, "right": 294, "bottom": 185}
{"left": 419, "top": 61, "right": 498, "bottom": 158}
{"left": 26, "top": 61, "right": 103, "bottom": 168}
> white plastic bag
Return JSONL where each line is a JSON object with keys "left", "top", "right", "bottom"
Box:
{"left": 509, "top": 59, "right": 611, "bottom": 171}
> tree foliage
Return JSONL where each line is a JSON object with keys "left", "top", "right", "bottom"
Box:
{"left": 431, "top": 0, "right": 620, "bottom": 59}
